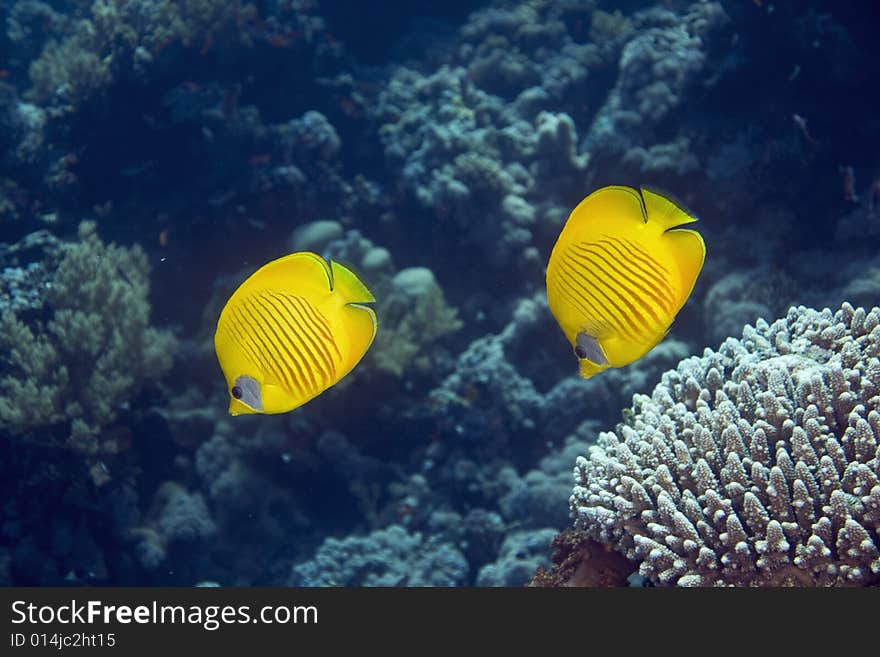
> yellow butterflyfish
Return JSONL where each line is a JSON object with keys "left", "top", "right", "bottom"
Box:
{"left": 214, "top": 252, "right": 377, "bottom": 415}
{"left": 546, "top": 186, "right": 705, "bottom": 379}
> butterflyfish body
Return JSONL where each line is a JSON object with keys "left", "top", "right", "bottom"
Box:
{"left": 546, "top": 186, "right": 705, "bottom": 379}
{"left": 214, "top": 252, "right": 377, "bottom": 415}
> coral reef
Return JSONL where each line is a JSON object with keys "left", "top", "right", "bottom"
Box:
{"left": 476, "top": 528, "right": 557, "bottom": 586}
{"left": 2, "top": 0, "right": 879, "bottom": 588}
{"left": 289, "top": 524, "right": 468, "bottom": 586}
{"left": 5, "top": 1, "right": 68, "bottom": 76}
{"left": 0, "top": 221, "right": 174, "bottom": 456}
{"left": 530, "top": 529, "right": 633, "bottom": 587}
{"left": 194, "top": 416, "right": 318, "bottom": 557}
{"left": 585, "top": 3, "right": 729, "bottom": 164}
{"left": 569, "top": 303, "right": 880, "bottom": 586}
{"left": 27, "top": 0, "right": 253, "bottom": 107}
{"left": 375, "top": 70, "right": 588, "bottom": 269}
{"left": 702, "top": 268, "right": 800, "bottom": 346}
{"left": 430, "top": 294, "right": 689, "bottom": 456}
{"left": 372, "top": 0, "right": 621, "bottom": 273}
{"left": 0, "top": 229, "right": 62, "bottom": 314}
{"left": 370, "top": 267, "right": 463, "bottom": 377}
{"left": 130, "top": 482, "right": 217, "bottom": 569}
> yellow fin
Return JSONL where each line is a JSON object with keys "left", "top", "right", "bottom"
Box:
{"left": 235, "top": 251, "right": 333, "bottom": 300}
{"left": 663, "top": 228, "right": 706, "bottom": 305}
{"left": 329, "top": 260, "right": 377, "bottom": 369}
{"left": 641, "top": 188, "right": 705, "bottom": 304}
{"left": 330, "top": 260, "right": 375, "bottom": 304}
{"left": 641, "top": 187, "right": 698, "bottom": 232}
{"left": 342, "top": 303, "right": 377, "bottom": 364}
{"left": 565, "top": 185, "right": 647, "bottom": 237}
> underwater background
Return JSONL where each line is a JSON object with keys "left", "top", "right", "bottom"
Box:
{"left": 0, "top": 0, "right": 878, "bottom": 587}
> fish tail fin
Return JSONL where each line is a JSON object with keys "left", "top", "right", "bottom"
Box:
{"left": 663, "top": 228, "right": 706, "bottom": 306}
{"left": 641, "top": 187, "right": 699, "bottom": 232}
{"left": 329, "top": 260, "right": 377, "bottom": 369}
{"left": 642, "top": 187, "right": 706, "bottom": 303}
{"left": 330, "top": 260, "right": 375, "bottom": 304}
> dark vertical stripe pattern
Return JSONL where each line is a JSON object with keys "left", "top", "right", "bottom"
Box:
{"left": 552, "top": 236, "right": 677, "bottom": 343}
{"left": 220, "top": 291, "right": 341, "bottom": 399}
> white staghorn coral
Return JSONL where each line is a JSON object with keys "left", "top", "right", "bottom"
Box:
{"left": 571, "top": 303, "right": 880, "bottom": 586}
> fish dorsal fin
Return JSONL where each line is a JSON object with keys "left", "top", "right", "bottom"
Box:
{"left": 642, "top": 187, "right": 698, "bottom": 232}
{"left": 565, "top": 186, "right": 647, "bottom": 238}
{"left": 234, "top": 251, "right": 333, "bottom": 301}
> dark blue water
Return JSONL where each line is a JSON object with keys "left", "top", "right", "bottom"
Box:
{"left": 1, "top": 0, "right": 878, "bottom": 586}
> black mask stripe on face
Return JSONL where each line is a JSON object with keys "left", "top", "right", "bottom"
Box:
{"left": 576, "top": 332, "right": 609, "bottom": 365}
{"left": 233, "top": 375, "right": 263, "bottom": 412}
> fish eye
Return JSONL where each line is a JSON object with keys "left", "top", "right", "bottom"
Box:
{"left": 574, "top": 345, "right": 588, "bottom": 359}
{"left": 231, "top": 386, "right": 243, "bottom": 399}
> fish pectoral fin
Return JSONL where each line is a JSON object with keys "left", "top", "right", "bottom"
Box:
{"left": 662, "top": 228, "right": 706, "bottom": 305}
